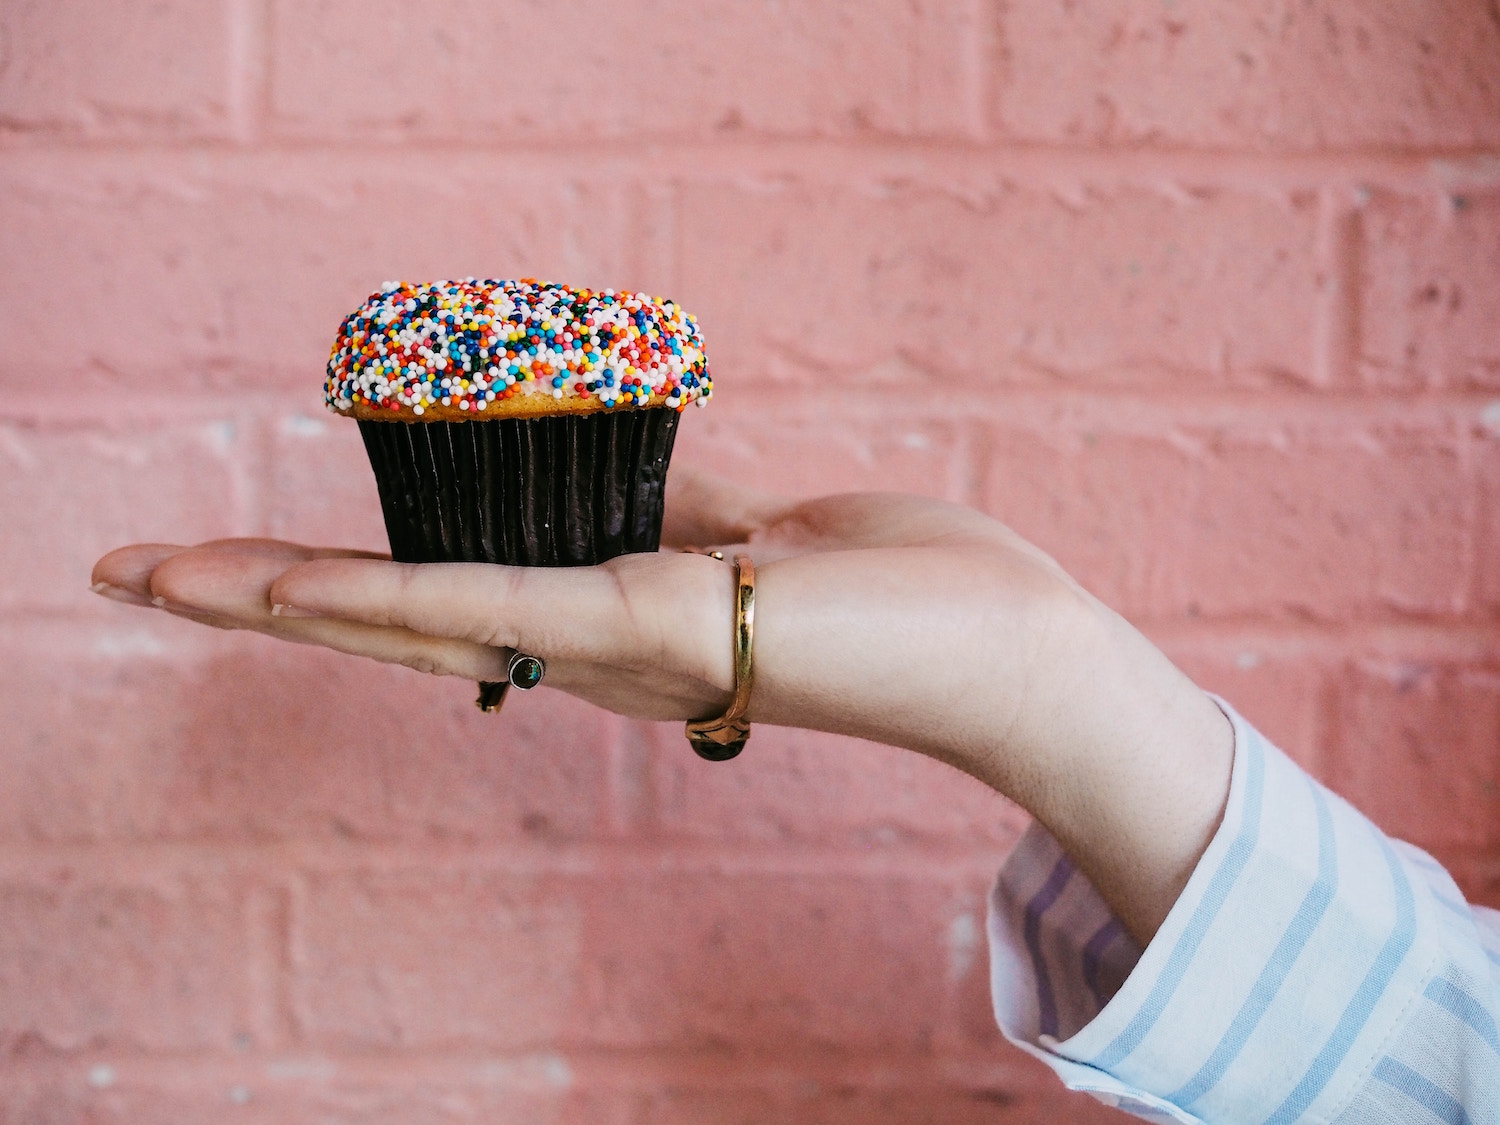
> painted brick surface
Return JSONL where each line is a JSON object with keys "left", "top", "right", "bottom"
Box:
{"left": 1328, "top": 659, "right": 1500, "bottom": 853}
{"left": 638, "top": 721, "right": 1029, "bottom": 848}
{"left": 0, "top": 156, "right": 634, "bottom": 391}
{"left": 0, "top": 0, "right": 235, "bottom": 139}
{"left": 0, "top": 418, "right": 250, "bottom": 614}
{"left": 1359, "top": 189, "right": 1500, "bottom": 390}
{"left": 0, "top": 1078, "right": 1133, "bottom": 1125}
{"left": 1155, "top": 638, "right": 1326, "bottom": 769}
{"left": 296, "top": 871, "right": 973, "bottom": 1052}
{"left": 2, "top": 1, "right": 1496, "bottom": 1121}
{"left": 0, "top": 619, "right": 614, "bottom": 843}
{"left": 671, "top": 403, "right": 966, "bottom": 500}
{"left": 679, "top": 180, "right": 1321, "bottom": 389}
{"left": 992, "top": 0, "right": 1500, "bottom": 150}
{"left": 632, "top": 1085, "right": 1132, "bottom": 1124}
{"left": 0, "top": 878, "right": 248, "bottom": 1053}
{"left": 1477, "top": 432, "right": 1500, "bottom": 609}
{"left": 269, "top": 0, "right": 984, "bottom": 141}
{"left": 260, "top": 410, "right": 407, "bottom": 550}
{"left": 293, "top": 869, "right": 586, "bottom": 1051}
{"left": 0, "top": 1078, "right": 626, "bottom": 1125}
{"left": 979, "top": 408, "right": 1473, "bottom": 621}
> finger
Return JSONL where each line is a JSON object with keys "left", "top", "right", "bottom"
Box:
{"left": 184, "top": 538, "right": 389, "bottom": 563}
{"left": 93, "top": 539, "right": 388, "bottom": 603}
{"left": 92, "top": 543, "right": 188, "bottom": 604}
{"left": 660, "top": 466, "right": 783, "bottom": 549}
{"left": 267, "top": 550, "right": 737, "bottom": 692}
{"left": 149, "top": 545, "right": 508, "bottom": 681}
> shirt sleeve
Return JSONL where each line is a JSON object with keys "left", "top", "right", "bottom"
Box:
{"left": 988, "top": 698, "right": 1500, "bottom": 1124}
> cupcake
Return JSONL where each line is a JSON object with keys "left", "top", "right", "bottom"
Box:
{"left": 325, "top": 278, "right": 711, "bottom": 708}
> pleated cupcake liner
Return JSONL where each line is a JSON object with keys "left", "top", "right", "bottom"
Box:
{"left": 358, "top": 408, "right": 681, "bottom": 568}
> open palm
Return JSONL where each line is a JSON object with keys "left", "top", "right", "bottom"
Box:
{"left": 94, "top": 469, "right": 1079, "bottom": 750}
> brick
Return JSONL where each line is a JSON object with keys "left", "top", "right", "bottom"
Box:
{"left": 0, "top": 0, "right": 234, "bottom": 139}
{"left": 260, "top": 412, "right": 397, "bottom": 551}
{"left": 992, "top": 0, "right": 1500, "bottom": 151}
{"left": 1477, "top": 434, "right": 1500, "bottom": 610}
{"left": 0, "top": 418, "right": 248, "bottom": 614}
{"left": 295, "top": 871, "right": 972, "bottom": 1051}
{"left": 169, "top": 647, "right": 614, "bottom": 843}
{"left": 979, "top": 411, "right": 1471, "bottom": 621}
{"left": 0, "top": 620, "right": 613, "bottom": 843}
{"left": 633, "top": 1085, "right": 1132, "bottom": 1124}
{"left": 677, "top": 180, "right": 1319, "bottom": 391}
{"left": 0, "top": 878, "right": 248, "bottom": 1053}
{"left": 1463, "top": 857, "right": 1500, "bottom": 914}
{"left": 1359, "top": 190, "right": 1500, "bottom": 390}
{"left": 1327, "top": 660, "right": 1500, "bottom": 850}
{"left": 0, "top": 1076, "right": 624, "bottom": 1125}
{"left": 671, "top": 404, "right": 965, "bottom": 501}
{"left": 1157, "top": 638, "right": 1325, "bottom": 770}
{"left": 0, "top": 1075, "right": 1135, "bottom": 1125}
{"left": 293, "top": 870, "right": 581, "bottom": 1052}
{"left": 268, "top": 0, "right": 982, "bottom": 141}
{"left": 0, "top": 156, "right": 632, "bottom": 392}
{"left": 639, "top": 722, "right": 1028, "bottom": 848}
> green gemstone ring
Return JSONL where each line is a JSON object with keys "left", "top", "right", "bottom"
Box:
{"left": 508, "top": 652, "right": 545, "bottom": 691}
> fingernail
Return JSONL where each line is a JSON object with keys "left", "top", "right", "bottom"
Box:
{"left": 271, "top": 603, "right": 321, "bottom": 619}
{"left": 150, "top": 594, "right": 207, "bottom": 615}
{"left": 91, "top": 581, "right": 153, "bottom": 607}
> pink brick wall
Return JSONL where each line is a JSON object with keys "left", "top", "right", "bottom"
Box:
{"left": 2, "top": 2, "right": 1497, "bottom": 1119}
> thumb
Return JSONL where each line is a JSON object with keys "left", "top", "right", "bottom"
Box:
{"left": 661, "top": 466, "right": 781, "bottom": 549}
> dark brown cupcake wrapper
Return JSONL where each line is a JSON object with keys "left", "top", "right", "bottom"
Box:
{"left": 358, "top": 409, "right": 680, "bottom": 568}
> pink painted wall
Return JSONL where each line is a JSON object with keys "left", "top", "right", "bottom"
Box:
{"left": 3, "top": 1, "right": 1499, "bottom": 1120}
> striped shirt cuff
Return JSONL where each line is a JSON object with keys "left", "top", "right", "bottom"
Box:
{"left": 988, "top": 699, "right": 1450, "bottom": 1123}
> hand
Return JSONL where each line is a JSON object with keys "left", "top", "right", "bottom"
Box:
{"left": 92, "top": 469, "right": 1231, "bottom": 944}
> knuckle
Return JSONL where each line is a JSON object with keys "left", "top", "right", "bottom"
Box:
{"left": 388, "top": 564, "right": 424, "bottom": 627}
{"left": 472, "top": 626, "right": 511, "bottom": 649}
{"left": 399, "top": 651, "right": 442, "bottom": 677}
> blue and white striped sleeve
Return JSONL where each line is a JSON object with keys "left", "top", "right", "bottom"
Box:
{"left": 988, "top": 699, "right": 1500, "bottom": 1124}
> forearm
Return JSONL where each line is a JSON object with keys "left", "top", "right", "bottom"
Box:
{"left": 1013, "top": 599, "right": 1234, "bottom": 947}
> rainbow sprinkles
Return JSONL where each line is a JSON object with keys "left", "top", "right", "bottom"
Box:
{"left": 325, "top": 279, "right": 712, "bottom": 419}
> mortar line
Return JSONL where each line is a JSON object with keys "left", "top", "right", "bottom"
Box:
{"left": 4, "top": 385, "right": 1500, "bottom": 427}
{"left": 976, "top": 0, "right": 1006, "bottom": 143}
{"left": 0, "top": 839, "right": 1016, "bottom": 879}
{"left": 1312, "top": 185, "right": 1362, "bottom": 391}
{"left": 244, "top": 881, "right": 293, "bottom": 1050}
{"left": 226, "top": 0, "right": 270, "bottom": 146}
{"left": 2, "top": 139, "right": 1499, "bottom": 190}
{"left": 0, "top": 822, "right": 1495, "bottom": 878}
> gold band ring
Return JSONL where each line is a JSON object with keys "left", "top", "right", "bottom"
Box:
{"left": 685, "top": 554, "right": 754, "bottom": 761}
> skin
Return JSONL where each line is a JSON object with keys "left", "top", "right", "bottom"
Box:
{"left": 92, "top": 468, "right": 1232, "bottom": 948}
